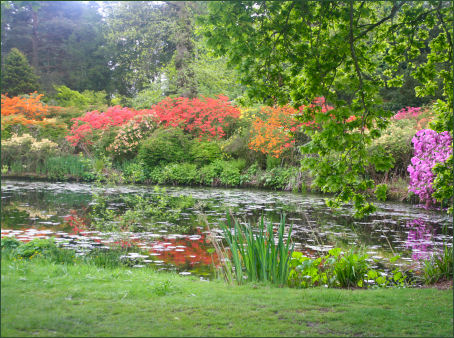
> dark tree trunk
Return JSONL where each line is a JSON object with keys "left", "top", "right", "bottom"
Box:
{"left": 168, "top": 1, "right": 197, "bottom": 98}
{"left": 31, "top": 10, "right": 39, "bottom": 70}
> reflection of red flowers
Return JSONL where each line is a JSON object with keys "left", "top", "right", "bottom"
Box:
{"left": 64, "top": 210, "right": 88, "bottom": 235}
{"left": 156, "top": 238, "right": 216, "bottom": 266}
{"left": 113, "top": 239, "right": 134, "bottom": 249}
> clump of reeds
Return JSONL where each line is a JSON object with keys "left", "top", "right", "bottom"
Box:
{"left": 208, "top": 214, "right": 294, "bottom": 287}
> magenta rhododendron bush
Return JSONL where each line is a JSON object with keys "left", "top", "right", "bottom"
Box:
{"left": 407, "top": 129, "right": 452, "bottom": 204}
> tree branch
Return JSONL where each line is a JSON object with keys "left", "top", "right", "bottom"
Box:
{"left": 354, "top": 1, "right": 403, "bottom": 42}
{"left": 349, "top": 0, "right": 368, "bottom": 128}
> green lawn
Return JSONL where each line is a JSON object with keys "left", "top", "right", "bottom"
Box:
{"left": 1, "top": 258, "right": 452, "bottom": 337}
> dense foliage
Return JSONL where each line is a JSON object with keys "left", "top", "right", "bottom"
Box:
{"left": 201, "top": 1, "right": 453, "bottom": 217}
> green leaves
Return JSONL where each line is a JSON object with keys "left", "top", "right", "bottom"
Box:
{"left": 374, "top": 184, "right": 388, "bottom": 202}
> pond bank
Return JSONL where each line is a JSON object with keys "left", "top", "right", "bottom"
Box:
{"left": 1, "top": 257, "right": 452, "bottom": 337}
{"left": 1, "top": 171, "right": 412, "bottom": 203}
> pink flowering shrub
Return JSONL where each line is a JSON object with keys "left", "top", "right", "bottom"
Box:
{"left": 66, "top": 106, "right": 155, "bottom": 147}
{"left": 107, "top": 115, "right": 157, "bottom": 159}
{"left": 407, "top": 129, "right": 452, "bottom": 205}
{"left": 393, "top": 106, "right": 422, "bottom": 120}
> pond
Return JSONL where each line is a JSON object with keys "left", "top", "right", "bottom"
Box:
{"left": 1, "top": 179, "right": 452, "bottom": 279}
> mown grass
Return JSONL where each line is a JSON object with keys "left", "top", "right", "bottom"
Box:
{"left": 1, "top": 257, "right": 452, "bottom": 337}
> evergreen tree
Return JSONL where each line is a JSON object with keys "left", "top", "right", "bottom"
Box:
{"left": 1, "top": 48, "right": 39, "bottom": 96}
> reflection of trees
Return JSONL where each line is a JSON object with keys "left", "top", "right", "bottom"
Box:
{"left": 405, "top": 219, "right": 434, "bottom": 260}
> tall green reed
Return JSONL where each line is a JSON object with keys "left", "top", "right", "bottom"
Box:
{"left": 215, "top": 214, "right": 294, "bottom": 286}
{"left": 423, "top": 245, "right": 453, "bottom": 284}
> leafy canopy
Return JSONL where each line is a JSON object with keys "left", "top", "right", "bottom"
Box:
{"left": 201, "top": 1, "right": 453, "bottom": 217}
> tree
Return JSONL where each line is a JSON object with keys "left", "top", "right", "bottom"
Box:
{"left": 1, "top": 48, "right": 39, "bottom": 96}
{"left": 1, "top": 1, "right": 110, "bottom": 94}
{"left": 104, "top": 1, "right": 176, "bottom": 97}
{"left": 166, "top": 1, "right": 197, "bottom": 98}
{"left": 201, "top": 1, "right": 453, "bottom": 217}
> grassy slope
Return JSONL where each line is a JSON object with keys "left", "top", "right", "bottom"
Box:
{"left": 1, "top": 258, "right": 452, "bottom": 337}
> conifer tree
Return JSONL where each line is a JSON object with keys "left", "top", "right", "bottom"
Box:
{"left": 1, "top": 48, "right": 39, "bottom": 97}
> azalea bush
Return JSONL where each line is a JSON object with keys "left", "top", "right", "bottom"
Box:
{"left": 249, "top": 98, "right": 335, "bottom": 159}
{"left": 1, "top": 92, "right": 54, "bottom": 120}
{"left": 152, "top": 95, "right": 240, "bottom": 140}
{"left": 407, "top": 129, "right": 452, "bottom": 206}
{"left": 107, "top": 115, "right": 157, "bottom": 161}
{"left": 248, "top": 105, "right": 301, "bottom": 158}
{"left": 66, "top": 106, "right": 155, "bottom": 149}
{"left": 1, "top": 93, "right": 67, "bottom": 141}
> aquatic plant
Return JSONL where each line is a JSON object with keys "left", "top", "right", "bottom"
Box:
{"left": 288, "top": 249, "right": 412, "bottom": 288}
{"left": 422, "top": 245, "right": 453, "bottom": 284}
{"left": 216, "top": 215, "right": 294, "bottom": 286}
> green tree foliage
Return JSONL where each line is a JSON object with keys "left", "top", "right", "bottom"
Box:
{"left": 201, "top": 1, "right": 453, "bottom": 217}
{"left": 104, "top": 1, "right": 176, "bottom": 97}
{"left": 1, "top": 1, "right": 111, "bottom": 94}
{"left": 1, "top": 48, "right": 39, "bottom": 96}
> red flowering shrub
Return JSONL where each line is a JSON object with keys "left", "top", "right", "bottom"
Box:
{"left": 152, "top": 95, "right": 240, "bottom": 140}
{"left": 66, "top": 106, "right": 156, "bottom": 147}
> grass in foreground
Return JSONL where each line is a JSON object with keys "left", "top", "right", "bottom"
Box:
{"left": 1, "top": 257, "right": 452, "bottom": 337}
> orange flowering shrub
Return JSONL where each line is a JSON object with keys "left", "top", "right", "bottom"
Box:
{"left": 249, "top": 105, "right": 301, "bottom": 158}
{"left": 1, "top": 92, "right": 59, "bottom": 120}
{"left": 249, "top": 98, "right": 337, "bottom": 158}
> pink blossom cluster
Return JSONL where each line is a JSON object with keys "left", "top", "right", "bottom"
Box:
{"left": 392, "top": 106, "right": 422, "bottom": 120}
{"left": 407, "top": 129, "right": 453, "bottom": 204}
{"left": 67, "top": 106, "right": 155, "bottom": 146}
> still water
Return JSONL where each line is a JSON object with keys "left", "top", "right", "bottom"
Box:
{"left": 1, "top": 179, "right": 452, "bottom": 277}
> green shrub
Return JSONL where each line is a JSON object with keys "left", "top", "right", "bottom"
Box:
{"left": 199, "top": 162, "right": 222, "bottom": 185}
{"left": 53, "top": 85, "right": 108, "bottom": 111}
{"left": 138, "top": 128, "right": 190, "bottom": 169}
{"left": 260, "top": 167, "right": 296, "bottom": 189}
{"left": 266, "top": 155, "right": 280, "bottom": 170}
{"left": 161, "top": 163, "right": 199, "bottom": 185}
{"left": 121, "top": 160, "right": 147, "bottom": 184}
{"left": 199, "top": 159, "right": 244, "bottom": 186}
{"left": 190, "top": 140, "right": 222, "bottom": 166}
{"left": 288, "top": 248, "right": 369, "bottom": 288}
{"left": 130, "top": 83, "right": 164, "bottom": 109}
{"left": 1, "top": 237, "right": 21, "bottom": 250}
{"left": 219, "top": 163, "right": 241, "bottom": 186}
{"left": 367, "top": 118, "right": 417, "bottom": 178}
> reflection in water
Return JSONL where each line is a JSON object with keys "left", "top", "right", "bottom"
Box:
{"left": 405, "top": 219, "right": 434, "bottom": 260}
